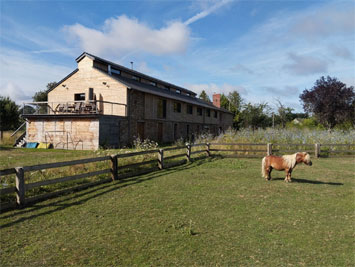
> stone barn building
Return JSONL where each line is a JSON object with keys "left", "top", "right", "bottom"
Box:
{"left": 23, "top": 52, "right": 233, "bottom": 150}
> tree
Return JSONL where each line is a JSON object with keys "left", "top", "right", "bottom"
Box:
{"left": 199, "top": 90, "right": 210, "bottom": 102}
{"left": 239, "top": 103, "right": 271, "bottom": 130}
{"left": 300, "top": 76, "right": 354, "bottom": 129}
{"left": 220, "top": 91, "right": 243, "bottom": 128}
{"left": 227, "top": 91, "right": 242, "bottom": 113}
{"left": 32, "top": 82, "right": 57, "bottom": 102}
{"left": 0, "top": 96, "right": 21, "bottom": 131}
{"left": 275, "top": 99, "right": 294, "bottom": 128}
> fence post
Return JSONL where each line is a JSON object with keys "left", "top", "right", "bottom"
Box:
{"left": 315, "top": 143, "right": 320, "bottom": 158}
{"left": 15, "top": 167, "right": 25, "bottom": 206}
{"left": 186, "top": 143, "right": 191, "bottom": 161}
{"left": 158, "top": 149, "right": 164, "bottom": 170}
{"left": 206, "top": 142, "right": 210, "bottom": 157}
{"left": 110, "top": 155, "right": 118, "bottom": 181}
{"left": 267, "top": 143, "right": 273, "bottom": 156}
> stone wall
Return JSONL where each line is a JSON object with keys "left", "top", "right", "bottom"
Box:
{"left": 26, "top": 115, "right": 131, "bottom": 150}
{"left": 26, "top": 117, "right": 100, "bottom": 150}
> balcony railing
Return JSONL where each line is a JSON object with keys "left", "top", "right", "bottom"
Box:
{"left": 22, "top": 100, "right": 127, "bottom": 116}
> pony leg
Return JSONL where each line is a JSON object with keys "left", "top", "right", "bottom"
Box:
{"left": 288, "top": 169, "right": 293, "bottom": 182}
{"left": 285, "top": 169, "right": 292, "bottom": 182}
{"left": 267, "top": 167, "right": 272, "bottom": 180}
{"left": 284, "top": 169, "right": 290, "bottom": 182}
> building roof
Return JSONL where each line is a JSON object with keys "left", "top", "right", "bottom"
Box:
{"left": 76, "top": 52, "right": 197, "bottom": 97}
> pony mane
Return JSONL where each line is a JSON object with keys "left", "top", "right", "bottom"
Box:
{"left": 282, "top": 153, "right": 297, "bottom": 168}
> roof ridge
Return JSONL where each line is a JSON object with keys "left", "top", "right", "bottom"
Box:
{"left": 76, "top": 52, "right": 196, "bottom": 96}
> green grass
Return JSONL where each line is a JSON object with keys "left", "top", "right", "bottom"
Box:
{"left": 1, "top": 156, "right": 354, "bottom": 266}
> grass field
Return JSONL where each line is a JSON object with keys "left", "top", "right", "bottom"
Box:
{"left": 1, "top": 155, "right": 354, "bottom": 266}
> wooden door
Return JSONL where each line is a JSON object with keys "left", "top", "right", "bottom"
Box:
{"left": 137, "top": 122, "right": 144, "bottom": 140}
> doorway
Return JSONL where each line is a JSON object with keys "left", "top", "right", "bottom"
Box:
{"left": 137, "top": 122, "right": 145, "bottom": 140}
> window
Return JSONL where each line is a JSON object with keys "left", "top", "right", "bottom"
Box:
{"left": 214, "top": 111, "right": 218, "bottom": 118}
{"left": 149, "top": 81, "right": 157, "bottom": 87}
{"left": 157, "top": 99, "right": 167, "bottom": 119}
{"left": 132, "top": 75, "right": 140, "bottom": 81}
{"left": 111, "top": 68, "right": 121, "bottom": 75}
{"left": 207, "top": 109, "right": 211, "bottom": 117}
{"left": 176, "top": 89, "right": 181, "bottom": 94}
{"left": 187, "top": 105, "right": 193, "bottom": 115}
{"left": 197, "top": 107, "right": 202, "bottom": 116}
{"left": 74, "top": 93, "right": 85, "bottom": 101}
{"left": 173, "top": 102, "right": 181, "bottom": 113}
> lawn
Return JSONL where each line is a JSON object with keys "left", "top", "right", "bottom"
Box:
{"left": 0, "top": 156, "right": 354, "bottom": 266}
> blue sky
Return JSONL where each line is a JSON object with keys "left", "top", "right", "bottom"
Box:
{"left": 1, "top": 0, "right": 354, "bottom": 112}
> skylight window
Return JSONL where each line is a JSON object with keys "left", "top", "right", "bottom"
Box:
{"left": 111, "top": 68, "right": 121, "bottom": 75}
{"left": 132, "top": 75, "right": 140, "bottom": 81}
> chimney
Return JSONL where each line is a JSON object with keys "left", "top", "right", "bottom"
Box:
{"left": 213, "top": 93, "right": 221, "bottom": 108}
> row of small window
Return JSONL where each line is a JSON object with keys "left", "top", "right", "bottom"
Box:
{"left": 109, "top": 66, "right": 191, "bottom": 97}
{"left": 157, "top": 101, "right": 218, "bottom": 119}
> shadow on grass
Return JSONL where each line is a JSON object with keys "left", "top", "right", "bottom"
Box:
{"left": 0, "top": 146, "right": 15, "bottom": 151}
{"left": 272, "top": 177, "right": 343, "bottom": 185}
{"left": 0, "top": 157, "right": 217, "bottom": 228}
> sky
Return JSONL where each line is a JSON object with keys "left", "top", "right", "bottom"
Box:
{"left": 0, "top": 0, "right": 354, "bottom": 112}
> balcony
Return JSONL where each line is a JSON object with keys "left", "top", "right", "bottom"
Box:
{"left": 22, "top": 100, "right": 127, "bottom": 116}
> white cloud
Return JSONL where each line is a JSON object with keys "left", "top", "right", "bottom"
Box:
{"left": 0, "top": 49, "right": 73, "bottom": 103}
{"left": 64, "top": 15, "right": 190, "bottom": 57}
{"left": 291, "top": 4, "right": 355, "bottom": 40}
{"left": 0, "top": 82, "right": 32, "bottom": 102}
{"left": 264, "top": 86, "right": 299, "bottom": 97}
{"left": 184, "top": 0, "right": 234, "bottom": 25}
{"left": 230, "top": 64, "right": 254, "bottom": 75}
{"left": 328, "top": 44, "right": 354, "bottom": 60}
{"left": 283, "top": 52, "right": 329, "bottom": 76}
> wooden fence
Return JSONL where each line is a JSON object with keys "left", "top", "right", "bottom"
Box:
{"left": 1, "top": 142, "right": 354, "bottom": 211}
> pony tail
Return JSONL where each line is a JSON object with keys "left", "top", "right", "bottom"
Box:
{"left": 261, "top": 157, "right": 267, "bottom": 178}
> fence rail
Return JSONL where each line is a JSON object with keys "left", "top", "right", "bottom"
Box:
{"left": 1, "top": 142, "right": 354, "bottom": 211}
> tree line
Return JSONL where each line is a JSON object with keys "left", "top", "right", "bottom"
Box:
{"left": 199, "top": 76, "right": 354, "bottom": 130}
{"left": 0, "top": 76, "right": 354, "bottom": 133}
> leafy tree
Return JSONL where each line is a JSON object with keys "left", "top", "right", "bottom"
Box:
{"left": 0, "top": 96, "right": 21, "bottom": 131}
{"left": 240, "top": 103, "right": 271, "bottom": 130}
{"left": 274, "top": 100, "right": 294, "bottom": 128}
{"left": 220, "top": 91, "right": 243, "bottom": 128}
{"left": 32, "top": 82, "right": 57, "bottom": 102}
{"left": 32, "top": 90, "right": 48, "bottom": 102}
{"left": 300, "top": 76, "right": 354, "bottom": 129}
{"left": 227, "top": 91, "right": 242, "bottom": 113}
{"left": 199, "top": 90, "right": 210, "bottom": 102}
{"left": 220, "top": 94, "right": 229, "bottom": 110}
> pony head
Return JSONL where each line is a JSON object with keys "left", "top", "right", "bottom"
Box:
{"left": 296, "top": 152, "right": 312, "bottom": 166}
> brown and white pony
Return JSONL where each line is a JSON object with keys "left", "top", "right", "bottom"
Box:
{"left": 261, "top": 152, "right": 312, "bottom": 182}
